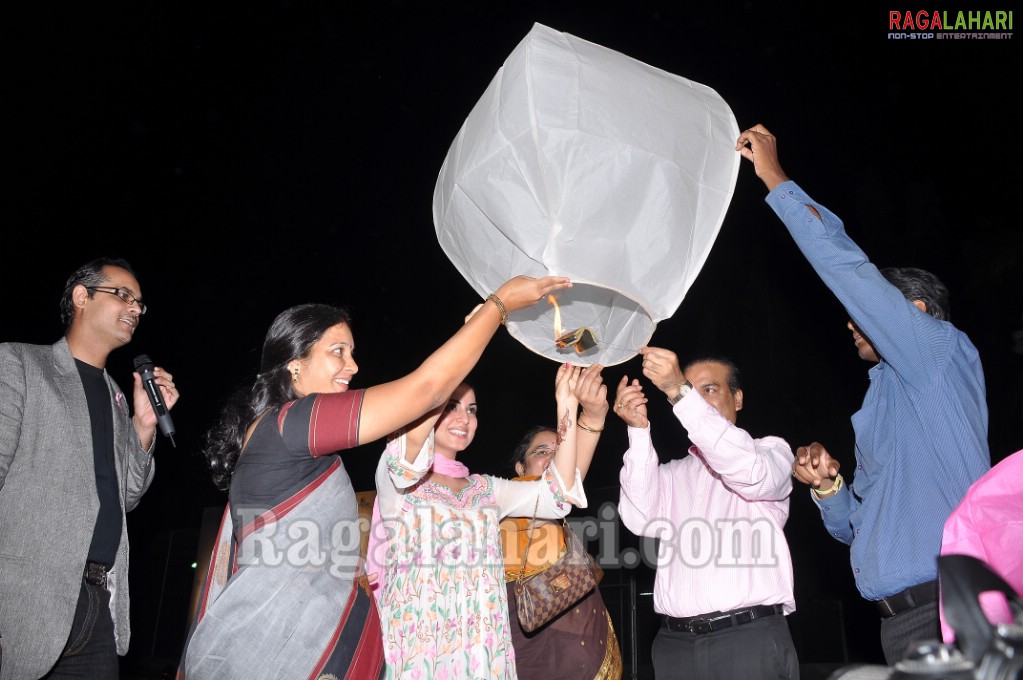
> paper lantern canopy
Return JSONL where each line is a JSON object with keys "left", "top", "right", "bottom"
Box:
{"left": 433, "top": 23, "right": 740, "bottom": 366}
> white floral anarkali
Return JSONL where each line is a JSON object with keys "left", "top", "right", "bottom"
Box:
{"left": 374, "top": 431, "right": 585, "bottom": 679}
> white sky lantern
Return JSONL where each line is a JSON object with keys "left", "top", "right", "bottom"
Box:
{"left": 433, "top": 23, "right": 740, "bottom": 366}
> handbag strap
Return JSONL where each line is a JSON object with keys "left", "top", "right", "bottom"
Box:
{"left": 516, "top": 492, "right": 542, "bottom": 583}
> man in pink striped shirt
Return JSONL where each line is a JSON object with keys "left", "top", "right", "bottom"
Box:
{"left": 616, "top": 347, "right": 798, "bottom": 680}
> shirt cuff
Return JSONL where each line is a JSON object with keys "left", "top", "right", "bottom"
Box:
{"left": 627, "top": 423, "right": 652, "bottom": 440}
{"left": 621, "top": 425, "right": 658, "bottom": 491}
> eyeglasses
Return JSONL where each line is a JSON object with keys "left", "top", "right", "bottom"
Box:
{"left": 526, "top": 445, "right": 556, "bottom": 461}
{"left": 86, "top": 286, "right": 147, "bottom": 315}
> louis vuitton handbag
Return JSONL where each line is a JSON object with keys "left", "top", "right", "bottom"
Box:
{"left": 513, "top": 495, "right": 603, "bottom": 633}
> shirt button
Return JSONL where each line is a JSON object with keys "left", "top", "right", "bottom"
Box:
{"left": 854, "top": 568, "right": 860, "bottom": 573}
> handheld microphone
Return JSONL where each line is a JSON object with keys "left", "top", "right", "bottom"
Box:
{"left": 133, "top": 354, "right": 176, "bottom": 447}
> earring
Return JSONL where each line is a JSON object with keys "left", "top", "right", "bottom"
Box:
{"left": 291, "top": 367, "right": 300, "bottom": 384}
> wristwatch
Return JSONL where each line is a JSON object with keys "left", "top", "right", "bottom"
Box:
{"left": 667, "top": 380, "right": 693, "bottom": 406}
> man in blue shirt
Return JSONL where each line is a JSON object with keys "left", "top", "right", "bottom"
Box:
{"left": 736, "top": 124, "right": 991, "bottom": 664}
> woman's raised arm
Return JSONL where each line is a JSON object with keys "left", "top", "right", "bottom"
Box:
{"left": 357, "top": 275, "right": 570, "bottom": 445}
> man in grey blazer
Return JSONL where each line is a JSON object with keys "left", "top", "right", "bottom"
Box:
{"left": 0, "top": 257, "right": 180, "bottom": 679}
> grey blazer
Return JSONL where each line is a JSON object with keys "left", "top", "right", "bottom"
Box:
{"left": 0, "top": 338, "right": 155, "bottom": 680}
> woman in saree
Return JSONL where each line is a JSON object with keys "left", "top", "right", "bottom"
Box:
{"left": 179, "top": 274, "right": 570, "bottom": 680}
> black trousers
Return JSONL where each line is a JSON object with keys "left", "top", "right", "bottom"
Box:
{"left": 879, "top": 600, "right": 940, "bottom": 665}
{"left": 652, "top": 614, "right": 799, "bottom": 679}
{"left": 42, "top": 579, "right": 119, "bottom": 679}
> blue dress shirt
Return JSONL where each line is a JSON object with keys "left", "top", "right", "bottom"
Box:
{"left": 767, "top": 181, "right": 990, "bottom": 600}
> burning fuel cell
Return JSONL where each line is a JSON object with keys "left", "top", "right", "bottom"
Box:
{"left": 556, "top": 327, "right": 598, "bottom": 354}
{"left": 548, "top": 295, "right": 598, "bottom": 355}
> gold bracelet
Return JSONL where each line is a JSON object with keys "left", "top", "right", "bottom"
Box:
{"left": 486, "top": 293, "right": 508, "bottom": 325}
{"left": 812, "top": 473, "right": 844, "bottom": 499}
{"left": 577, "top": 418, "right": 604, "bottom": 434}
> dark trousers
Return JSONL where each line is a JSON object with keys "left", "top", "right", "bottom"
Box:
{"left": 652, "top": 614, "right": 799, "bottom": 679}
{"left": 42, "top": 579, "right": 119, "bottom": 679}
{"left": 879, "top": 601, "right": 940, "bottom": 665}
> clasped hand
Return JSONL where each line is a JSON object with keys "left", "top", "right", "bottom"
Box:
{"left": 791, "top": 442, "right": 841, "bottom": 490}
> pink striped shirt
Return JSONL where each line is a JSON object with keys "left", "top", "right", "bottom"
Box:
{"left": 618, "top": 389, "right": 796, "bottom": 618}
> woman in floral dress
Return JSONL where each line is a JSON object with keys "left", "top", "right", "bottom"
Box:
{"left": 374, "top": 364, "right": 587, "bottom": 679}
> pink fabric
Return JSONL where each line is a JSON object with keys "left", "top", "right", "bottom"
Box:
{"left": 365, "top": 499, "right": 385, "bottom": 600}
{"left": 365, "top": 452, "right": 470, "bottom": 600}
{"left": 939, "top": 449, "right": 1023, "bottom": 643}
{"left": 430, "top": 453, "right": 469, "bottom": 478}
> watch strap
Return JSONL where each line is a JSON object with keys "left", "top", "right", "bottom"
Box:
{"left": 667, "top": 381, "right": 693, "bottom": 406}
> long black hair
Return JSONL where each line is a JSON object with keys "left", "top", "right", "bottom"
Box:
{"left": 203, "top": 303, "right": 351, "bottom": 491}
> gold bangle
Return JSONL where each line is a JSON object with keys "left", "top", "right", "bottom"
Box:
{"left": 577, "top": 418, "right": 604, "bottom": 434}
{"left": 486, "top": 293, "right": 508, "bottom": 325}
{"left": 812, "top": 473, "right": 844, "bottom": 499}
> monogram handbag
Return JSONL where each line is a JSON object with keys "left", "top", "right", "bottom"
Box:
{"left": 513, "top": 496, "right": 603, "bottom": 633}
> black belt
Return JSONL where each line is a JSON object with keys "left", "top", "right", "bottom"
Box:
{"left": 875, "top": 580, "right": 938, "bottom": 618}
{"left": 84, "top": 561, "right": 109, "bottom": 588}
{"left": 663, "top": 604, "right": 784, "bottom": 635}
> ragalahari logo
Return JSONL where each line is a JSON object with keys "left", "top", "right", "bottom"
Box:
{"left": 888, "top": 9, "right": 1013, "bottom": 40}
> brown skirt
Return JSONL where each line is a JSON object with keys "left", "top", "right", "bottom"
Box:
{"left": 506, "top": 582, "right": 622, "bottom": 679}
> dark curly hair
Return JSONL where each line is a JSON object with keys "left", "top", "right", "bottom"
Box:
{"left": 203, "top": 303, "right": 351, "bottom": 491}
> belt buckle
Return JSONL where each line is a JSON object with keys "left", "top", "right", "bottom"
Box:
{"left": 686, "top": 617, "right": 709, "bottom": 634}
{"left": 878, "top": 598, "right": 896, "bottom": 617}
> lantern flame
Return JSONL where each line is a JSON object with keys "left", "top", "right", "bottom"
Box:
{"left": 549, "top": 295, "right": 598, "bottom": 354}
{"left": 548, "top": 294, "right": 563, "bottom": 338}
